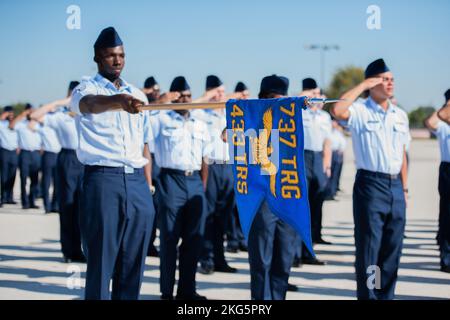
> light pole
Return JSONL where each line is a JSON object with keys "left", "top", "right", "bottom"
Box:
{"left": 304, "top": 44, "right": 340, "bottom": 87}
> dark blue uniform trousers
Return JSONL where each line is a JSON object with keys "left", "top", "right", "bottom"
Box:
{"left": 438, "top": 162, "right": 450, "bottom": 268}
{"left": 297, "top": 150, "right": 328, "bottom": 260}
{"left": 200, "top": 164, "right": 235, "bottom": 268}
{"left": 248, "top": 201, "right": 298, "bottom": 300}
{"left": 327, "top": 151, "right": 344, "bottom": 198}
{"left": 353, "top": 169, "right": 406, "bottom": 300}
{"left": 156, "top": 169, "right": 206, "bottom": 297}
{"left": 148, "top": 153, "right": 161, "bottom": 255}
{"left": 80, "top": 166, "right": 155, "bottom": 300}
{"left": 1, "top": 148, "right": 18, "bottom": 203}
{"left": 41, "top": 151, "right": 59, "bottom": 212}
{"left": 19, "top": 150, "right": 41, "bottom": 208}
{"left": 57, "top": 149, "right": 84, "bottom": 260}
{"left": 226, "top": 205, "right": 247, "bottom": 250}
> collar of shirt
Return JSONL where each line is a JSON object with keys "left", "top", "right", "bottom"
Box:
{"left": 93, "top": 73, "right": 132, "bottom": 94}
{"left": 366, "top": 96, "right": 396, "bottom": 115}
{"left": 305, "top": 107, "right": 321, "bottom": 116}
{"left": 168, "top": 110, "right": 195, "bottom": 122}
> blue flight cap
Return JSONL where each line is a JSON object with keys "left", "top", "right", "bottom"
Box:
{"left": 206, "top": 75, "right": 223, "bottom": 90}
{"left": 68, "top": 81, "right": 80, "bottom": 91}
{"left": 94, "top": 27, "right": 123, "bottom": 50}
{"left": 170, "top": 76, "right": 190, "bottom": 92}
{"left": 3, "top": 106, "right": 13, "bottom": 112}
{"left": 24, "top": 103, "right": 33, "bottom": 110}
{"left": 302, "top": 78, "right": 318, "bottom": 90}
{"left": 235, "top": 82, "right": 248, "bottom": 93}
{"left": 365, "top": 58, "right": 390, "bottom": 78}
{"left": 260, "top": 74, "right": 289, "bottom": 96}
{"left": 144, "top": 77, "right": 158, "bottom": 89}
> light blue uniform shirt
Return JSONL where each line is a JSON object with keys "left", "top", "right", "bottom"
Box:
{"left": 434, "top": 121, "right": 450, "bottom": 163}
{"left": 15, "top": 120, "right": 42, "bottom": 151}
{"left": 70, "top": 73, "right": 150, "bottom": 168}
{"left": 302, "top": 108, "right": 332, "bottom": 152}
{"left": 37, "top": 125, "right": 61, "bottom": 153}
{"left": 330, "top": 128, "right": 347, "bottom": 152}
{"left": 0, "top": 120, "right": 18, "bottom": 151}
{"left": 147, "top": 110, "right": 166, "bottom": 154}
{"left": 191, "top": 109, "right": 229, "bottom": 162}
{"left": 348, "top": 97, "right": 411, "bottom": 175}
{"left": 150, "top": 110, "right": 211, "bottom": 171}
{"left": 44, "top": 108, "right": 79, "bottom": 150}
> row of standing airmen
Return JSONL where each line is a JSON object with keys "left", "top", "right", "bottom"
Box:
{"left": 0, "top": 72, "right": 346, "bottom": 300}
{"left": 1, "top": 27, "right": 448, "bottom": 300}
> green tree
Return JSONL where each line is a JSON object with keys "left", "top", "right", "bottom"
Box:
{"left": 325, "top": 66, "right": 365, "bottom": 100}
{"left": 323, "top": 66, "right": 365, "bottom": 113}
{"left": 408, "top": 106, "right": 435, "bottom": 128}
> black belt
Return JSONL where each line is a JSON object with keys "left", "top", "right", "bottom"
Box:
{"left": 357, "top": 169, "right": 400, "bottom": 180}
{"left": 161, "top": 167, "right": 199, "bottom": 177}
{"left": 85, "top": 165, "right": 144, "bottom": 175}
{"left": 60, "top": 148, "right": 77, "bottom": 153}
{"left": 20, "top": 150, "right": 39, "bottom": 153}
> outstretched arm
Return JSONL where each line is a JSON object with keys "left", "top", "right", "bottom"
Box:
{"left": 331, "top": 78, "right": 383, "bottom": 120}
{"left": 30, "top": 97, "right": 71, "bottom": 123}
{"left": 437, "top": 102, "right": 450, "bottom": 125}
{"left": 79, "top": 94, "right": 144, "bottom": 114}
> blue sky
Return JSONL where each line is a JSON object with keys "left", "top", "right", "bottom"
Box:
{"left": 0, "top": 0, "right": 449, "bottom": 110}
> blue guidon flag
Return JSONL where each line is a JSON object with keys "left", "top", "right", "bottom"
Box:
{"left": 226, "top": 97, "right": 314, "bottom": 255}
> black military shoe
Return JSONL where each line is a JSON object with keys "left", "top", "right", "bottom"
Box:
{"left": 440, "top": 266, "right": 450, "bottom": 273}
{"left": 301, "top": 257, "right": 326, "bottom": 265}
{"left": 314, "top": 238, "right": 333, "bottom": 245}
{"left": 160, "top": 294, "right": 174, "bottom": 300}
{"left": 176, "top": 292, "right": 207, "bottom": 301}
{"left": 226, "top": 246, "right": 239, "bottom": 253}
{"left": 214, "top": 264, "right": 237, "bottom": 273}
{"left": 287, "top": 283, "right": 298, "bottom": 292}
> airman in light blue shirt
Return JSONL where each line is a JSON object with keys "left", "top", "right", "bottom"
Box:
{"left": 151, "top": 110, "right": 210, "bottom": 171}
{"left": 14, "top": 120, "right": 42, "bottom": 152}
{"left": 347, "top": 97, "right": 410, "bottom": 175}
{"left": 70, "top": 73, "right": 150, "bottom": 168}
{"left": 0, "top": 120, "right": 18, "bottom": 151}
{"left": 72, "top": 26, "right": 156, "bottom": 300}
{"left": 302, "top": 107, "right": 332, "bottom": 152}
{"left": 425, "top": 90, "right": 450, "bottom": 273}
{"left": 44, "top": 108, "right": 79, "bottom": 150}
{"left": 36, "top": 125, "right": 61, "bottom": 154}
{"left": 332, "top": 58, "right": 409, "bottom": 300}
{"left": 330, "top": 126, "right": 347, "bottom": 153}
{"left": 191, "top": 109, "right": 228, "bottom": 162}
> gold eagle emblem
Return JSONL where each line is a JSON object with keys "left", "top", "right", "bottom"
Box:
{"left": 250, "top": 108, "right": 277, "bottom": 197}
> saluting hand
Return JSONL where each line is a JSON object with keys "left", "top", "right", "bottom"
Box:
{"left": 158, "top": 92, "right": 181, "bottom": 103}
{"left": 118, "top": 94, "right": 144, "bottom": 114}
{"left": 0, "top": 112, "right": 9, "bottom": 121}
{"left": 362, "top": 77, "right": 383, "bottom": 90}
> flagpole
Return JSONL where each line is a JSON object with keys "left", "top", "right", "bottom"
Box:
{"left": 141, "top": 102, "right": 225, "bottom": 111}
{"left": 139, "top": 98, "right": 343, "bottom": 112}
